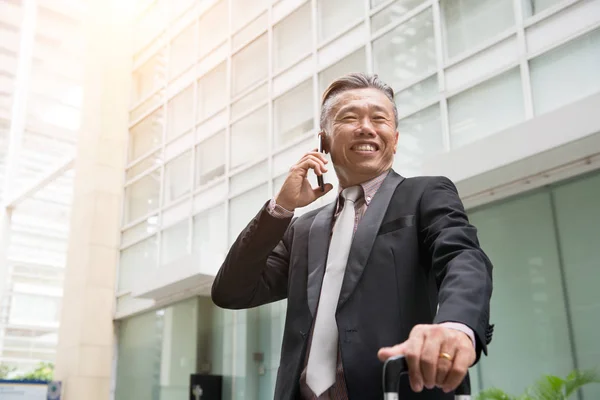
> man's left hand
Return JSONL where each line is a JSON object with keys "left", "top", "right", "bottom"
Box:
{"left": 377, "top": 324, "right": 475, "bottom": 393}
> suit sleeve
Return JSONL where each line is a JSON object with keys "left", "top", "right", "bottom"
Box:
{"left": 211, "top": 201, "right": 295, "bottom": 309}
{"left": 419, "top": 176, "right": 493, "bottom": 362}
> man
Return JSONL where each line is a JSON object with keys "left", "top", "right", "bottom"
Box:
{"left": 212, "top": 73, "right": 493, "bottom": 399}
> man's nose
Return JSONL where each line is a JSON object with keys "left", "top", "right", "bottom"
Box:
{"left": 357, "top": 116, "right": 377, "bottom": 136}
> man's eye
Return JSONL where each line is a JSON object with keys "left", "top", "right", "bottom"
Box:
{"left": 373, "top": 115, "right": 387, "bottom": 120}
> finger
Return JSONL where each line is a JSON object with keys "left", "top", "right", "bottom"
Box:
{"left": 404, "top": 329, "right": 425, "bottom": 392}
{"left": 420, "top": 329, "right": 443, "bottom": 389}
{"left": 301, "top": 156, "right": 328, "bottom": 175}
{"left": 312, "top": 183, "right": 333, "bottom": 197}
{"left": 377, "top": 343, "right": 406, "bottom": 362}
{"left": 435, "top": 343, "right": 456, "bottom": 389}
{"left": 442, "top": 345, "right": 471, "bottom": 393}
{"left": 300, "top": 153, "right": 328, "bottom": 171}
{"left": 303, "top": 151, "right": 329, "bottom": 164}
{"left": 296, "top": 158, "right": 326, "bottom": 176}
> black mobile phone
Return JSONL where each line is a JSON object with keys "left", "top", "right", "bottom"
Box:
{"left": 317, "top": 135, "right": 325, "bottom": 192}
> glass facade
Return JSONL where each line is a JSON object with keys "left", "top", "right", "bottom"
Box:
{"left": 114, "top": 0, "right": 600, "bottom": 399}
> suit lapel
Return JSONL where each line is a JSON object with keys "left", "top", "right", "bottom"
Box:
{"left": 307, "top": 201, "right": 337, "bottom": 317}
{"left": 337, "top": 170, "right": 405, "bottom": 310}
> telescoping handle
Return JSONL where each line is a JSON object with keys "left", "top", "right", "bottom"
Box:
{"left": 382, "top": 355, "right": 471, "bottom": 400}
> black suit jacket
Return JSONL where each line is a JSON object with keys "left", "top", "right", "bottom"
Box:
{"left": 212, "top": 170, "right": 493, "bottom": 400}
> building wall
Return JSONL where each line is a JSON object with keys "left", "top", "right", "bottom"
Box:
{"left": 113, "top": 0, "right": 600, "bottom": 398}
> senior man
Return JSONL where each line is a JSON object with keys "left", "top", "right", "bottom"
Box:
{"left": 212, "top": 73, "right": 493, "bottom": 400}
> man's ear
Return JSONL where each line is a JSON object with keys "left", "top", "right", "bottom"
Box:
{"left": 393, "top": 130, "right": 399, "bottom": 154}
{"left": 319, "top": 131, "right": 330, "bottom": 154}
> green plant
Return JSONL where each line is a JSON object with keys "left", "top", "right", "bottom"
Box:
{"left": 0, "top": 364, "right": 17, "bottom": 379}
{"left": 476, "top": 369, "right": 600, "bottom": 400}
{"left": 13, "top": 362, "right": 54, "bottom": 382}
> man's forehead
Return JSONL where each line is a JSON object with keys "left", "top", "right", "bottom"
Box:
{"left": 331, "top": 88, "right": 394, "bottom": 110}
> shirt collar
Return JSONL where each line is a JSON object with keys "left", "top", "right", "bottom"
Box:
{"left": 339, "top": 169, "right": 390, "bottom": 206}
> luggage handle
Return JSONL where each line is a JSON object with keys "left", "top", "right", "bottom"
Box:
{"left": 382, "top": 355, "right": 471, "bottom": 400}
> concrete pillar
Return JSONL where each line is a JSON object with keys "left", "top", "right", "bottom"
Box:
{"left": 54, "top": 0, "right": 132, "bottom": 398}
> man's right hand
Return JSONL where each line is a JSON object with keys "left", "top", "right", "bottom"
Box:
{"left": 275, "top": 150, "right": 334, "bottom": 212}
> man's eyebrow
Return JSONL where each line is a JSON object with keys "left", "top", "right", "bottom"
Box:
{"left": 335, "top": 104, "right": 391, "bottom": 116}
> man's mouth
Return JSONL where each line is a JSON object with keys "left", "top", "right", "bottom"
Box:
{"left": 351, "top": 144, "right": 378, "bottom": 152}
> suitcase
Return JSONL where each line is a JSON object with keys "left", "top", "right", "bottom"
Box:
{"left": 382, "top": 355, "right": 471, "bottom": 400}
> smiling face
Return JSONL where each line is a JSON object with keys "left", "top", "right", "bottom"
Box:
{"left": 322, "top": 87, "right": 399, "bottom": 188}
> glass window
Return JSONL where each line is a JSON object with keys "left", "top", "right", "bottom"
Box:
{"left": 232, "top": 0, "right": 270, "bottom": 31}
{"left": 530, "top": 28, "right": 600, "bottom": 116}
{"left": 469, "top": 191, "right": 573, "bottom": 394}
{"left": 552, "top": 172, "right": 600, "bottom": 400}
{"left": 273, "top": 3, "right": 312, "bottom": 71}
{"left": 164, "top": 150, "right": 191, "bottom": 203}
{"left": 126, "top": 151, "right": 163, "bottom": 182}
{"left": 124, "top": 170, "right": 161, "bottom": 224}
{"left": 131, "top": 52, "right": 166, "bottom": 105}
{"left": 197, "top": 62, "right": 227, "bottom": 122}
{"left": 395, "top": 74, "right": 439, "bottom": 118}
{"left": 193, "top": 204, "right": 226, "bottom": 274}
{"left": 166, "top": 85, "right": 194, "bottom": 140}
{"left": 199, "top": 0, "right": 229, "bottom": 59}
{"left": 229, "top": 184, "right": 268, "bottom": 245}
{"left": 9, "top": 294, "right": 60, "bottom": 325}
{"left": 161, "top": 219, "right": 189, "bottom": 265}
{"left": 274, "top": 79, "right": 314, "bottom": 148}
{"left": 232, "top": 34, "right": 268, "bottom": 97}
{"left": 118, "top": 235, "right": 158, "bottom": 292}
{"left": 373, "top": 8, "right": 436, "bottom": 91}
{"left": 231, "top": 83, "right": 268, "bottom": 120}
{"left": 233, "top": 11, "right": 267, "bottom": 50}
{"left": 134, "top": 1, "right": 165, "bottom": 50}
{"left": 129, "top": 107, "right": 164, "bottom": 162}
{"left": 370, "top": 0, "right": 426, "bottom": 33}
{"left": 393, "top": 104, "right": 443, "bottom": 177}
{"left": 522, "top": 0, "right": 562, "bottom": 17}
{"left": 115, "top": 298, "right": 199, "bottom": 400}
{"left": 319, "top": 47, "right": 366, "bottom": 92}
{"left": 121, "top": 215, "right": 160, "bottom": 247}
{"left": 317, "top": 0, "right": 364, "bottom": 43}
{"left": 230, "top": 105, "right": 268, "bottom": 170}
{"left": 442, "top": 0, "right": 514, "bottom": 59}
{"left": 169, "top": 23, "right": 195, "bottom": 78}
{"left": 196, "top": 130, "right": 226, "bottom": 187}
{"left": 448, "top": 68, "right": 524, "bottom": 149}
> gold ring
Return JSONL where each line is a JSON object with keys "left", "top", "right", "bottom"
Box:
{"left": 439, "top": 352, "right": 453, "bottom": 362}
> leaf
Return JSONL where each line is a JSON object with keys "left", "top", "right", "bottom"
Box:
{"left": 564, "top": 369, "right": 600, "bottom": 399}
{"left": 525, "top": 374, "right": 564, "bottom": 400}
{"left": 476, "top": 387, "right": 518, "bottom": 400}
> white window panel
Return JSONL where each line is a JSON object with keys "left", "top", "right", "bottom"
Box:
{"left": 196, "top": 130, "right": 226, "bottom": 187}
{"left": 318, "top": 47, "right": 366, "bottom": 93}
{"left": 373, "top": 8, "right": 436, "bottom": 91}
{"left": 530, "top": 28, "right": 600, "bottom": 116}
{"left": 166, "top": 85, "right": 194, "bottom": 140}
{"left": 230, "top": 106, "right": 268, "bottom": 170}
{"left": 134, "top": 1, "right": 166, "bottom": 51}
{"left": 193, "top": 204, "right": 226, "bottom": 275}
{"left": 273, "top": 55, "right": 313, "bottom": 97}
{"left": 124, "top": 170, "right": 161, "bottom": 224}
{"left": 161, "top": 220, "right": 189, "bottom": 265}
{"left": 126, "top": 151, "right": 163, "bottom": 182}
{"left": 193, "top": 182, "right": 227, "bottom": 215}
{"left": 231, "top": 83, "right": 268, "bottom": 120}
{"left": 130, "top": 90, "right": 164, "bottom": 123}
{"left": 165, "top": 130, "right": 193, "bottom": 161}
{"left": 522, "top": 0, "right": 562, "bottom": 18}
{"left": 273, "top": 2, "right": 312, "bottom": 71}
{"left": 441, "top": 0, "right": 515, "bottom": 59}
{"left": 317, "top": 0, "right": 364, "bottom": 43}
{"left": 164, "top": 150, "right": 192, "bottom": 203}
{"left": 121, "top": 215, "right": 160, "bottom": 247}
{"left": 272, "top": 136, "right": 315, "bottom": 177}
{"left": 131, "top": 51, "right": 166, "bottom": 106}
{"left": 196, "top": 110, "right": 227, "bottom": 142}
{"left": 233, "top": 11, "right": 268, "bottom": 51}
{"left": 370, "top": 0, "right": 426, "bottom": 33}
{"left": 229, "top": 184, "right": 269, "bottom": 245}
{"left": 162, "top": 198, "right": 191, "bottom": 227}
{"left": 169, "top": 22, "right": 195, "bottom": 78}
{"left": 199, "top": 0, "right": 229, "bottom": 59}
{"left": 231, "top": 34, "right": 269, "bottom": 97}
{"left": 119, "top": 234, "right": 158, "bottom": 292}
{"left": 197, "top": 62, "right": 227, "bottom": 122}
{"left": 394, "top": 104, "right": 443, "bottom": 177}
{"left": 449, "top": 68, "right": 524, "bottom": 149}
{"left": 9, "top": 294, "right": 61, "bottom": 325}
{"left": 274, "top": 79, "right": 314, "bottom": 148}
{"left": 318, "top": 23, "right": 367, "bottom": 71}
{"left": 232, "top": 0, "right": 270, "bottom": 31}
{"left": 230, "top": 161, "right": 269, "bottom": 196}
{"left": 395, "top": 75, "right": 438, "bottom": 119}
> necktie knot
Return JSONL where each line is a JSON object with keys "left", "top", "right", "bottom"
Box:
{"left": 341, "top": 186, "right": 362, "bottom": 204}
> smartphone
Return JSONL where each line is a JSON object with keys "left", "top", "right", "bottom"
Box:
{"left": 317, "top": 135, "right": 326, "bottom": 192}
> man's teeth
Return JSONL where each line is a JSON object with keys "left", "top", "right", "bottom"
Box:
{"left": 354, "top": 145, "right": 376, "bottom": 151}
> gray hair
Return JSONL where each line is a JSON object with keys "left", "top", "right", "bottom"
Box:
{"left": 319, "top": 72, "right": 398, "bottom": 132}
